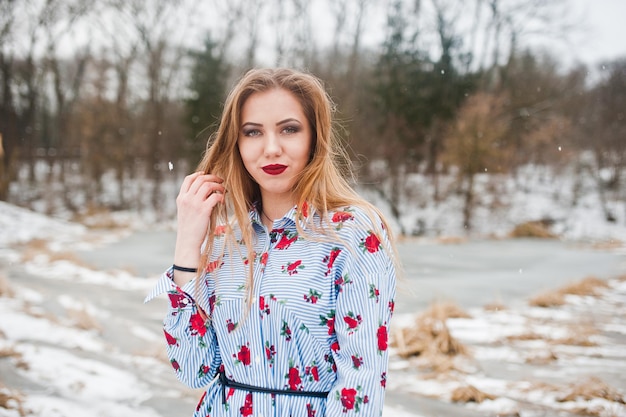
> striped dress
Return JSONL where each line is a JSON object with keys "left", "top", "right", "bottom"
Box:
{"left": 145, "top": 204, "right": 397, "bottom": 417}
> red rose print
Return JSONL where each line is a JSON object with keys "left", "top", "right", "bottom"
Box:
{"left": 323, "top": 248, "right": 341, "bottom": 275}
{"left": 334, "top": 275, "right": 352, "bottom": 293}
{"left": 332, "top": 211, "right": 354, "bottom": 223}
{"left": 330, "top": 341, "right": 340, "bottom": 353}
{"left": 206, "top": 259, "right": 224, "bottom": 272}
{"left": 265, "top": 341, "right": 276, "bottom": 367}
{"left": 304, "top": 289, "right": 322, "bottom": 304}
{"left": 377, "top": 325, "right": 388, "bottom": 352}
{"left": 259, "top": 296, "right": 270, "bottom": 316}
{"left": 240, "top": 392, "right": 253, "bottom": 417}
{"left": 276, "top": 232, "right": 298, "bottom": 250}
{"left": 305, "top": 364, "right": 320, "bottom": 382}
{"left": 197, "top": 364, "right": 210, "bottom": 378}
{"left": 282, "top": 259, "right": 304, "bottom": 275}
{"left": 235, "top": 344, "right": 251, "bottom": 366}
{"left": 226, "top": 318, "right": 237, "bottom": 333}
{"left": 171, "top": 359, "right": 180, "bottom": 372}
{"left": 381, "top": 372, "right": 387, "bottom": 388}
{"left": 260, "top": 252, "right": 268, "bottom": 266}
{"left": 311, "top": 365, "right": 319, "bottom": 381}
{"left": 190, "top": 312, "right": 207, "bottom": 337}
{"left": 319, "top": 311, "right": 336, "bottom": 335}
{"left": 388, "top": 300, "right": 395, "bottom": 315}
{"left": 168, "top": 292, "right": 187, "bottom": 309}
{"left": 306, "top": 403, "right": 316, "bottom": 417}
{"left": 164, "top": 329, "right": 177, "bottom": 346}
{"left": 369, "top": 283, "right": 380, "bottom": 302}
{"left": 361, "top": 231, "right": 381, "bottom": 253}
{"left": 351, "top": 355, "right": 363, "bottom": 369}
{"left": 287, "top": 366, "right": 302, "bottom": 390}
{"left": 301, "top": 201, "right": 309, "bottom": 218}
{"left": 281, "top": 320, "right": 292, "bottom": 341}
{"left": 343, "top": 312, "right": 362, "bottom": 332}
{"left": 340, "top": 387, "right": 358, "bottom": 411}
{"left": 214, "top": 224, "right": 227, "bottom": 236}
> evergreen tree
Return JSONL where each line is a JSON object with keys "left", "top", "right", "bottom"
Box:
{"left": 185, "top": 34, "right": 230, "bottom": 165}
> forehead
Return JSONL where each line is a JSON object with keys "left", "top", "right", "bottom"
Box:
{"left": 241, "top": 88, "right": 306, "bottom": 121}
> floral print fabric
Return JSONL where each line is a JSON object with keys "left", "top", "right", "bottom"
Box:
{"left": 145, "top": 205, "right": 396, "bottom": 417}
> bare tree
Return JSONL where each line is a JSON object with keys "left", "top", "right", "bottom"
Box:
{"left": 442, "top": 92, "right": 510, "bottom": 230}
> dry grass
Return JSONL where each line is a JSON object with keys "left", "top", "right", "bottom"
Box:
{"left": 529, "top": 276, "right": 609, "bottom": 308}
{"left": 66, "top": 305, "right": 102, "bottom": 333}
{"left": 423, "top": 300, "right": 472, "bottom": 320}
{"left": 0, "top": 345, "right": 29, "bottom": 370}
{"left": 525, "top": 350, "right": 558, "bottom": 365}
{"left": 0, "top": 384, "right": 27, "bottom": 417}
{"left": 392, "top": 301, "right": 469, "bottom": 360}
{"left": 483, "top": 300, "right": 506, "bottom": 312}
{"left": 591, "top": 239, "right": 624, "bottom": 251}
{"left": 0, "top": 273, "right": 14, "bottom": 298}
{"left": 436, "top": 236, "right": 467, "bottom": 245}
{"left": 19, "top": 237, "right": 91, "bottom": 269}
{"left": 551, "top": 324, "right": 597, "bottom": 347}
{"left": 451, "top": 385, "right": 497, "bottom": 403}
{"left": 557, "top": 376, "right": 625, "bottom": 404}
{"left": 71, "top": 205, "right": 128, "bottom": 229}
{"left": 559, "top": 276, "right": 609, "bottom": 296}
{"left": 528, "top": 291, "right": 566, "bottom": 307}
{"left": 509, "top": 221, "right": 556, "bottom": 239}
{"left": 506, "top": 332, "right": 543, "bottom": 342}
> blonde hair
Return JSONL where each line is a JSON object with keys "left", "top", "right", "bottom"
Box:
{"left": 195, "top": 68, "right": 396, "bottom": 316}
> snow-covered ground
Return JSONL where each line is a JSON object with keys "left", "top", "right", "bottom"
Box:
{"left": 1, "top": 160, "right": 626, "bottom": 417}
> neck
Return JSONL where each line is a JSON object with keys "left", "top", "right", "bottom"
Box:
{"left": 260, "top": 193, "right": 296, "bottom": 221}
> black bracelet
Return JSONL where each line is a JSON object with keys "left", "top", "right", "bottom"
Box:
{"left": 172, "top": 264, "right": 198, "bottom": 273}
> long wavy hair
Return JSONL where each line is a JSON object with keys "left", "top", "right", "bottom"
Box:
{"left": 195, "top": 68, "right": 396, "bottom": 316}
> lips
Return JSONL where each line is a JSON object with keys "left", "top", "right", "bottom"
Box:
{"left": 262, "top": 164, "right": 287, "bottom": 175}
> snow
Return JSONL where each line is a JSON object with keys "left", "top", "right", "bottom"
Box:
{"left": 1, "top": 164, "right": 626, "bottom": 417}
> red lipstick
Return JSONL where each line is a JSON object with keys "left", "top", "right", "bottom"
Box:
{"left": 262, "top": 164, "right": 287, "bottom": 175}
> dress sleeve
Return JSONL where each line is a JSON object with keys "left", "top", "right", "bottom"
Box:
{"left": 326, "top": 215, "right": 397, "bottom": 415}
{"left": 145, "top": 267, "right": 222, "bottom": 389}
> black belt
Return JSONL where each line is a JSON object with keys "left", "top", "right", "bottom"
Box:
{"left": 218, "top": 370, "right": 329, "bottom": 404}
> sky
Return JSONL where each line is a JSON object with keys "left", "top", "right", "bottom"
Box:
{"left": 560, "top": 0, "right": 626, "bottom": 67}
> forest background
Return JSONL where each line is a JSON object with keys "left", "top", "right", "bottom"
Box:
{"left": 1, "top": 0, "right": 625, "bottom": 238}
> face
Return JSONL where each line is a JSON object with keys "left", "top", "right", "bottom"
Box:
{"left": 238, "top": 88, "right": 313, "bottom": 209}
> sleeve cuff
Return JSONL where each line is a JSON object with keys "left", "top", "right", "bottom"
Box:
{"left": 143, "top": 267, "right": 198, "bottom": 304}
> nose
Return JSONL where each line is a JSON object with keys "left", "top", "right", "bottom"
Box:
{"left": 263, "top": 132, "right": 282, "bottom": 157}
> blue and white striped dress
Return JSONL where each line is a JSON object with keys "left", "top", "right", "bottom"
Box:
{"left": 145, "top": 204, "right": 396, "bottom": 417}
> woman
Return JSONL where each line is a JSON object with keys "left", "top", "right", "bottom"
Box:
{"left": 146, "top": 68, "right": 397, "bottom": 416}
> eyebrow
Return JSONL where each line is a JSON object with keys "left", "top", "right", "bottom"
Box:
{"left": 241, "top": 118, "right": 302, "bottom": 129}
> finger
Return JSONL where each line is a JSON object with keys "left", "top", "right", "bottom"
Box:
{"left": 180, "top": 172, "right": 204, "bottom": 193}
{"left": 200, "top": 182, "right": 226, "bottom": 199}
{"left": 204, "top": 190, "right": 225, "bottom": 210}
{"left": 188, "top": 175, "right": 224, "bottom": 196}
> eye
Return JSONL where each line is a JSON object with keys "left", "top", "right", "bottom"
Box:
{"left": 242, "top": 128, "right": 262, "bottom": 137}
{"left": 282, "top": 125, "right": 300, "bottom": 135}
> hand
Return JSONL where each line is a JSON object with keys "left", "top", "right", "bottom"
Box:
{"left": 173, "top": 172, "right": 225, "bottom": 285}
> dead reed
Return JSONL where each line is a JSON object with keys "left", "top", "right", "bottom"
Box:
{"left": 392, "top": 301, "right": 469, "bottom": 360}
{"left": 451, "top": 385, "right": 496, "bottom": 403}
{"left": 558, "top": 376, "right": 624, "bottom": 404}
{"left": 0, "top": 384, "right": 27, "bottom": 417}
{"left": 509, "top": 221, "right": 556, "bottom": 239}
{"left": 66, "top": 306, "right": 102, "bottom": 333}
{"left": 529, "top": 276, "right": 609, "bottom": 307}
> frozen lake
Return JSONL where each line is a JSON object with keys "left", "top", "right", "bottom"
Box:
{"left": 78, "top": 231, "right": 626, "bottom": 314}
